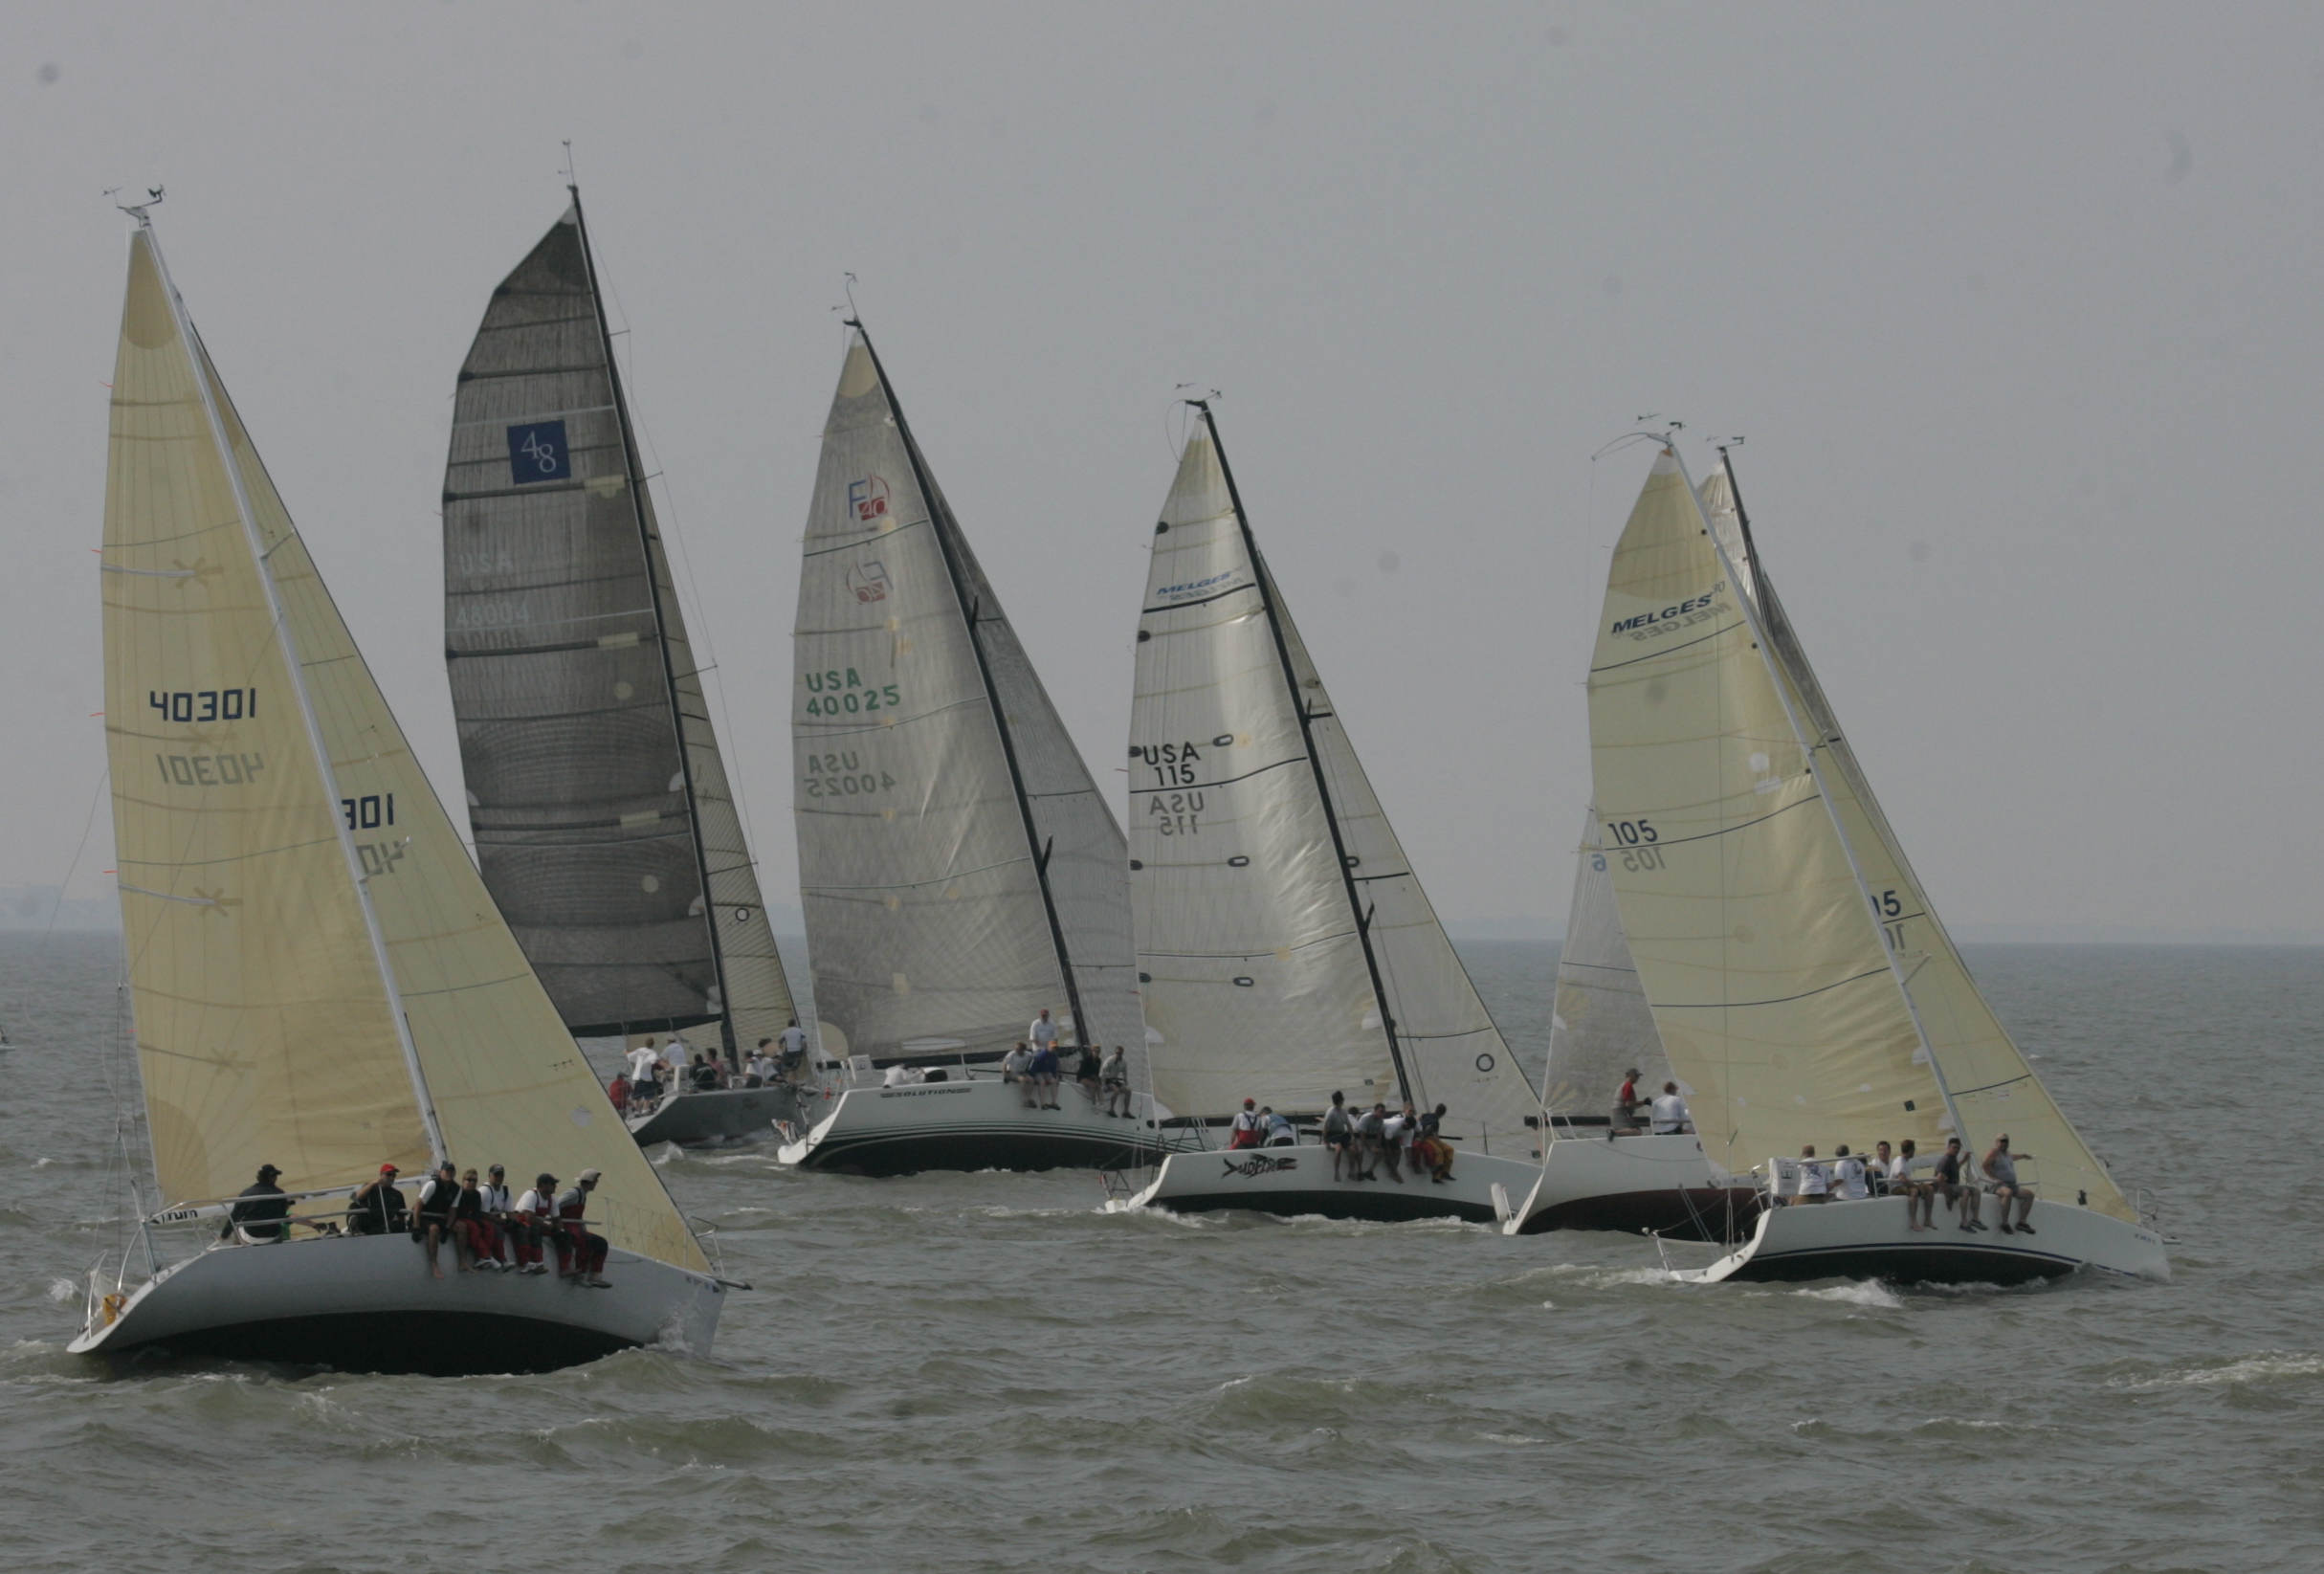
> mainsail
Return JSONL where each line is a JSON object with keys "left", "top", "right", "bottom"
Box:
{"left": 1129, "top": 411, "right": 1539, "bottom": 1142}
{"left": 791, "top": 329, "right": 1141, "bottom": 1061}
{"left": 1586, "top": 450, "right": 2129, "bottom": 1220}
{"left": 1539, "top": 807, "right": 1670, "bottom": 1118}
{"left": 103, "top": 220, "right": 706, "bottom": 1270}
{"left": 441, "top": 199, "right": 793, "bottom": 1062}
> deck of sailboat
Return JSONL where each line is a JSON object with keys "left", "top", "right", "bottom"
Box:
{"left": 1676, "top": 1194, "right": 2168, "bottom": 1286}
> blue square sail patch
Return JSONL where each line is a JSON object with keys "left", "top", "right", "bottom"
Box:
{"left": 506, "top": 420, "right": 572, "bottom": 484}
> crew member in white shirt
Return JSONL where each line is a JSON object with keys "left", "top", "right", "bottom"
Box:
{"left": 1795, "top": 1144, "right": 1830, "bottom": 1203}
{"left": 776, "top": 1019, "right": 810, "bottom": 1080}
{"left": 1029, "top": 1009, "right": 1060, "bottom": 1054}
{"left": 511, "top": 1172, "right": 559, "bottom": 1275}
{"left": 1831, "top": 1144, "right": 1870, "bottom": 1201}
{"left": 1002, "top": 1042, "right": 1034, "bottom": 1106}
{"left": 1649, "top": 1081, "right": 1692, "bottom": 1135}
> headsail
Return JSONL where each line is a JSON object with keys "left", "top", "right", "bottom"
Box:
{"left": 105, "top": 221, "right": 705, "bottom": 1270}
{"left": 1130, "top": 414, "right": 1538, "bottom": 1142}
{"left": 791, "top": 331, "right": 1140, "bottom": 1060}
{"left": 1539, "top": 807, "right": 1670, "bottom": 1118}
{"left": 441, "top": 201, "right": 793, "bottom": 1062}
{"left": 1698, "top": 458, "right": 2129, "bottom": 1219}
{"left": 1588, "top": 451, "right": 2128, "bottom": 1221}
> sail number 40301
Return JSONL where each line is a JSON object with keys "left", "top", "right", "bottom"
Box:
{"left": 150, "top": 688, "right": 255, "bottom": 723}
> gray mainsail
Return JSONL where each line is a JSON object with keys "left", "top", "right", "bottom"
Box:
{"left": 792, "top": 328, "right": 1141, "bottom": 1062}
{"left": 441, "top": 196, "right": 794, "bottom": 1061}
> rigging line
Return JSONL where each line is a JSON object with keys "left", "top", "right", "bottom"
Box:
{"left": 36, "top": 765, "right": 110, "bottom": 951}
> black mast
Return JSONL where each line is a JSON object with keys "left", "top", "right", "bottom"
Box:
{"left": 846, "top": 320, "right": 1094, "bottom": 1049}
{"left": 1715, "top": 444, "right": 1762, "bottom": 582}
{"left": 569, "top": 187, "right": 740, "bottom": 1070}
{"left": 1193, "top": 403, "right": 1414, "bottom": 1105}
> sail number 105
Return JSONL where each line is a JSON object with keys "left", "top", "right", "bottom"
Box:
{"left": 1605, "top": 818, "right": 1657, "bottom": 845}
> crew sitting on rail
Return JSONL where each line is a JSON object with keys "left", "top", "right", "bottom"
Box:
{"left": 553, "top": 1169, "right": 611, "bottom": 1287}
{"left": 224, "top": 1163, "right": 290, "bottom": 1242}
{"left": 513, "top": 1173, "right": 560, "bottom": 1274}
{"left": 1982, "top": 1134, "right": 2036, "bottom": 1235}
{"left": 348, "top": 1164, "right": 409, "bottom": 1234}
{"left": 1100, "top": 1046, "right": 1133, "bottom": 1119}
{"left": 413, "top": 1160, "right": 461, "bottom": 1279}
{"left": 452, "top": 1167, "right": 504, "bottom": 1272}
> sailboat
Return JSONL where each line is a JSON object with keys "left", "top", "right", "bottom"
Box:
{"left": 1583, "top": 443, "right": 2166, "bottom": 1283}
{"left": 1496, "top": 808, "right": 1757, "bottom": 1237}
{"left": 71, "top": 210, "right": 728, "bottom": 1373}
{"left": 777, "top": 326, "right": 1170, "bottom": 1175}
{"left": 1116, "top": 406, "right": 1547, "bottom": 1225}
{"left": 441, "top": 193, "right": 804, "bottom": 1148}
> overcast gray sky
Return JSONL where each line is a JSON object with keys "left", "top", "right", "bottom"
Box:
{"left": 6, "top": 2, "right": 2321, "bottom": 937}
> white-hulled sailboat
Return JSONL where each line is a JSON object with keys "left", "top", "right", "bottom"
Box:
{"left": 777, "top": 327, "right": 1174, "bottom": 1175}
{"left": 1116, "top": 407, "right": 1546, "bottom": 1225}
{"left": 1584, "top": 444, "right": 2164, "bottom": 1284}
{"left": 441, "top": 192, "right": 804, "bottom": 1148}
{"left": 1497, "top": 808, "right": 1758, "bottom": 1237}
{"left": 71, "top": 210, "right": 728, "bottom": 1373}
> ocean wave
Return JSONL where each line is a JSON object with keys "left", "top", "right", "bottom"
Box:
{"left": 2109, "top": 1352, "right": 2324, "bottom": 1390}
{"left": 1788, "top": 1282, "right": 1905, "bottom": 1310}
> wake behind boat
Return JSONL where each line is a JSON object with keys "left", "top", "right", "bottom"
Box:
{"left": 1115, "top": 405, "right": 1546, "bottom": 1226}
{"left": 1583, "top": 445, "right": 2164, "bottom": 1286}
{"left": 73, "top": 210, "right": 728, "bottom": 1373}
{"left": 781, "top": 325, "right": 1169, "bottom": 1175}
{"left": 441, "top": 190, "right": 807, "bottom": 1149}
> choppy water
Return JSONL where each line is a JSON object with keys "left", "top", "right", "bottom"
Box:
{"left": 3, "top": 933, "right": 2319, "bottom": 1573}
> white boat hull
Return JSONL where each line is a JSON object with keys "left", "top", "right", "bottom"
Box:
{"left": 1499, "top": 1133, "right": 1760, "bottom": 1240}
{"left": 625, "top": 1083, "right": 804, "bottom": 1147}
{"left": 1120, "top": 1142, "right": 1543, "bottom": 1227}
{"left": 1677, "top": 1193, "right": 2169, "bottom": 1286}
{"left": 68, "top": 1231, "right": 726, "bottom": 1373}
{"left": 777, "top": 1075, "right": 1176, "bottom": 1175}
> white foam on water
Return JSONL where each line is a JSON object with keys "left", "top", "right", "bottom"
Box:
{"left": 33, "top": 1157, "right": 53, "bottom": 1168}
{"left": 1791, "top": 1281, "right": 1906, "bottom": 1310}
{"left": 46, "top": 1277, "right": 75, "bottom": 1303}
{"left": 1479, "top": 1431, "right": 1544, "bottom": 1445}
{"left": 2110, "top": 1352, "right": 2324, "bottom": 1391}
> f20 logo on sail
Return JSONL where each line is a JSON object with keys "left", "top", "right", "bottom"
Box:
{"left": 846, "top": 560, "right": 892, "bottom": 605}
{"left": 848, "top": 476, "right": 889, "bottom": 522}
{"left": 506, "top": 421, "right": 572, "bottom": 485}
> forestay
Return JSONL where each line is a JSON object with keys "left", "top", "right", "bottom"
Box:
{"left": 1540, "top": 807, "right": 1670, "bottom": 1119}
{"left": 792, "top": 333, "right": 1140, "bottom": 1060}
{"left": 442, "top": 203, "right": 793, "bottom": 1057}
{"left": 1696, "top": 459, "right": 2129, "bottom": 1219}
{"left": 103, "top": 225, "right": 705, "bottom": 1271}
{"left": 1131, "top": 419, "right": 1537, "bottom": 1143}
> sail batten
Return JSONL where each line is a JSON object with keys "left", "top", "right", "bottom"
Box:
{"left": 443, "top": 200, "right": 794, "bottom": 1061}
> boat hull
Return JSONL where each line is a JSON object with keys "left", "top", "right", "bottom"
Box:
{"left": 625, "top": 1083, "right": 803, "bottom": 1147}
{"left": 1679, "top": 1194, "right": 2169, "bottom": 1286}
{"left": 68, "top": 1231, "right": 725, "bottom": 1374}
{"left": 1120, "top": 1143, "right": 1542, "bottom": 1226}
{"left": 777, "top": 1076, "right": 1174, "bottom": 1175}
{"left": 1501, "top": 1133, "right": 1760, "bottom": 1240}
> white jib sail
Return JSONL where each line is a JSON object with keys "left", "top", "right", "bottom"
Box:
{"left": 103, "top": 225, "right": 704, "bottom": 1270}
{"left": 1539, "top": 806, "right": 1671, "bottom": 1120}
{"left": 792, "top": 333, "right": 1140, "bottom": 1062}
{"left": 1696, "top": 460, "right": 2131, "bottom": 1219}
{"left": 1130, "top": 420, "right": 1538, "bottom": 1143}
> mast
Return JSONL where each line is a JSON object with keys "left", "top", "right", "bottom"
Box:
{"left": 134, "top": 212, "right": 449, "bottom": 1163}
{"left": 1194, "top": 403, "right": 1413, "bottom": 1104}
{"left": 567, "top": 188, "right": 739, "bottom": 1069}
{"left": 1671, "top": 445, "right": 1967, "bottom": 1143}
{"left": 846, "top": 321, "right": 1093, "bottom": 1047}
{"left": 1715, "top": 443, "right": 1761, "bottom": 573}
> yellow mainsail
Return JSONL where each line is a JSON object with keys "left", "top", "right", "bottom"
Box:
{"left": 101, "top": 223, "right": 706, "bottom": 1270}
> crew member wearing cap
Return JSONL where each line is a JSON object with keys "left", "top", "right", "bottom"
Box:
{"left": 553, "top": 1169, "right": 610, "bottom": 1287}
{"left": 513, "top": 1173, "right": 560, "bottom": 1275}
{"left": 479, "top": 1164, "right": 522, "bottom": 1269}
{"left": 225, "top": 1163, "right": 291, "bottom": 1242}
{"left": 348, "top": 1164, "right": 409, "bottom": 1235}
{"left": 413, "top": 1160, "right": 461, "bottom": 1279}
